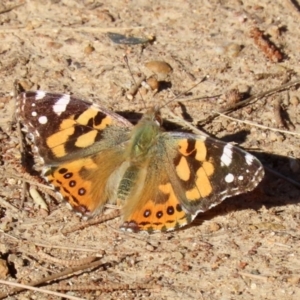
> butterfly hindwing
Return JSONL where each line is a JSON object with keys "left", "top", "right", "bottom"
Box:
{"left": 45, "top": 149, "right": 128, "bottom": 215}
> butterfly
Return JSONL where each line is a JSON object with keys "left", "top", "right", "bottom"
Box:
{"left": 16, "top": 90, "right": 264, "bottom": 233}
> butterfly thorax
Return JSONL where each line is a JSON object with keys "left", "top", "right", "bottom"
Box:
{"left": 127, "top": 109, "right": 162, "bottom": 164}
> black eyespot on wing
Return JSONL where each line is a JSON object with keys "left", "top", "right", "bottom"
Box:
{"left": 167, "top": 206, "right": 175, "bottom": 215}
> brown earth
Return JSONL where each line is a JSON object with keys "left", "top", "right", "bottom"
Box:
{"left": 1, "top": 0, "right": 300, "bottom": 299}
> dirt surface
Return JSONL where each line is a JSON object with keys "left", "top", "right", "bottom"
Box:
{"left": 1, "top": 0, "right": 300, "bottom": 299}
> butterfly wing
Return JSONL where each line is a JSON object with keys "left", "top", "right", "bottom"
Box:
{"left": 17, "top": 91, "right": 132, "bottom": 164}
{"left": 17, "top": 91, "right": 132, "bottom": 214}
{"left": 120, "top": 132, "right": 264, "bottom": 232}
{"left": 44, "top": 149, "right": 129, "bottom": 215}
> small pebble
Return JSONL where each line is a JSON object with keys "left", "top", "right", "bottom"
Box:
{"left": 84, "top": 44, "right": 95, "bottom": 55}
{"left": 226, "top": 43, "right": 242, "bottom": 57}
{"left": 266, "top": 25, "right": 281, "bottom": 40}
{"left": 287, "top": 276, "right": 300, "bottom": 284}
{"left": 146, "top": 76, "right": 160, "bottom": 90}
{"left": 290, "top": 96, "right": 299, "bottom": 107}
{"left": 144, "top": 61, "right": 172, "bottom": 80}
{"left": 0, "top": 259, "right": 8, "bottom": 279}
{"left": 209, "top": 222, "right": 221, "bottom": 232}
{"left": 146, "top": 244, "right": 155, "bottom": 251}
{"left": 47, "top": 42, "right": 63, "bottom": 49}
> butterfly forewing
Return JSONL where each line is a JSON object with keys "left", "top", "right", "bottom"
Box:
{"left": 169, "top": 133, "right": 264, "bottom": 215}
{"left": 17, "top": 91, "right": 131, "bottom": 164}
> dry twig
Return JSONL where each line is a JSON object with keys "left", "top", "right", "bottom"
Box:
{"left": 0, "top": 280, "right": 84, "bottom": 300}
{"left": 61, "top": 210, "right": 121, "bottom": 235}
{"left": 47, "top": 282, "right": 156, "bottom": 292}
{"left": 37, "top": 249, "right": 99, "bottom": 267}
{"left": 0, "top": 2, "right": 25, "bottom": 14}
{"left": 273, "top": 97, "right": 285, "bottom": 128}
{"left": 214, "top": 111, "right": 300, "bottom": 137}
{"left": 198, "top": 79, "right": 300, "bottom": 126}
{"left": 238, "top": 271, "right": 269, "bottom": 282}
{"left": 0, "top": 259, "right": 113, "bottom": 299}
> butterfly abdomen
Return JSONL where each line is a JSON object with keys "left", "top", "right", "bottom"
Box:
{"left": 117, "top": 166, "right": 139, "bottom": 201}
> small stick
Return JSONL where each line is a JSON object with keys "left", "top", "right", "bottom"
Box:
{"left": 0, "top": 198, "right": 19, "bottom": 212}
{"left": 238, "top": 271, "right": 269, "bottom": 282}
{"left": 32, "top": 242, "right": 105, "bottom": 253}
{"left": 0, "top": 280, "right": 84, "bottom": 300}
{"left": 0, "top": 259, "right": 112, "bottom": 299}
{"left": 0, "top": 2, "right": 25, "bottom": 14}
{"left": 164, "top": 106, "right": 209, "bottom": 137}
{"left": 126, "top": 74, "right": 146, "bottom": 100}
{"left": 215, "top": 111, "right": 300, "bottom": 137}
{"left": 273, "top": 97, "right": 285, "bottom": 128}
{"left": 61, "top": 210, "right": 121, "bottom": 235}
{"left": 47, "top": 282, "right": 156, "bottom": 292}
{"left": 37, "top": 249, "right": 98, "bottom": 267}
{"left": 0, "top": 26, "right": 144, "bottom": 33}
{"left": 264, "top": 165, "right": 300, "bottom": 189}
{"left": 198, "top": 79, "right": 300, "bottom": 126}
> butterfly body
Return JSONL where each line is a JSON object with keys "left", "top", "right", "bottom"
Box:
{"left": 17, "top": 91, "right": 264, "bottom": 233}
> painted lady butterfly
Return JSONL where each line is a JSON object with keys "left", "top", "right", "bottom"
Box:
{"left": 16, "top": 91, "right": 264, "bottom": 233}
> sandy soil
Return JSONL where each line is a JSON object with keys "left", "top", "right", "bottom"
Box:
{"left": 1, "top": 0, "right": 300, "bottom": 299}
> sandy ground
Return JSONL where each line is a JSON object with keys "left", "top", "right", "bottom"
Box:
{"left": 1, "top": 0, "right": 300, "bottom": 299}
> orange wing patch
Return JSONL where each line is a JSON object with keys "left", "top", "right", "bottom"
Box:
{"left": 45, "top": 157, "right": 99, "bottom": 214}
{"left": 76, "top": 106, "right": 113, "bottom": 130}
{"left": 178, "top": 139, "right": 207, "bottom": 161}
{"left": 45, "top": 107, "right": 115, "bottom": 159}
{"left": 46, "top": 118, "right": 76, "bottom": 158}
{"left": 121, "top": 182, "right": 193, "bottom": 232}
{"left": 176, "top": 139, "right": 215, "bottom": 201}
{"left": 75, "top": 130, "right": 98, "bottom": 148}
{"left": 186, "top": 161, "right": 214, "bottom": 200}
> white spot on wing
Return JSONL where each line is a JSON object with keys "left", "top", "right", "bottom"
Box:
{"left": 225, "top": 173, "right": 234, "bottom": 183}
{"left": 245, "top": 153, "right": 254, "bottom": 165}
{"left": 31, "top": 111, "right": 37, "bottom": 117}
{"left": 221, "top": 144, "right": 233, "bottom": 167}
{"left": 238, "top": 175, "right": 244, "bottom": 181}
{"left": 38, "top": 116, "right": 48, "bottom": 124}
{"left": 53, "top": 94, "right": 70, "bottom": 116}
{"left": 35, "top": 91, "right": 46, "bottom": 100}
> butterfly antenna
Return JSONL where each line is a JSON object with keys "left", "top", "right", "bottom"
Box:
{"left": 123, "top": 55, "right": 147, "bottom": 109}
{"left": 160, "top": 75, "right": 208, "bottom": 109}
{"left": 124, "top": 55, "right": 208, "bottom": 110}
